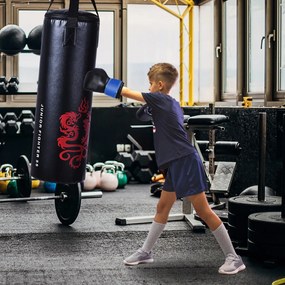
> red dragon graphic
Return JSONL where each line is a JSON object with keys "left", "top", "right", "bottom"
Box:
{"left": 57, "top": 98, "right": 91, "bottom": 169}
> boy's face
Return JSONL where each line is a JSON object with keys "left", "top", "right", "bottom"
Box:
{"left": 148, "top": 79, "right": 163, "bottom": 93}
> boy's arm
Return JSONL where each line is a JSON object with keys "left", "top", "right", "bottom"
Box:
{"left": 121, "top": 87, "right": 145, "bottom": 103}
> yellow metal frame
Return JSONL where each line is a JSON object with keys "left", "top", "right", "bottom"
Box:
{"left": 149, "top": 0, "right": 195, "bottom": 106}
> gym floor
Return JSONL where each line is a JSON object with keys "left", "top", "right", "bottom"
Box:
{"left": 0, "top": 183, "right": 284, "bottom": 285}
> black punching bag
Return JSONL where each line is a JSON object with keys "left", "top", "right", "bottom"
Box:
{"left": 31, "top": 0, "right": 99, "bottom": 183}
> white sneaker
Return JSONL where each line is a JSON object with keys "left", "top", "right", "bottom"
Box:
{"left": 218, "top": 253, "right": 246, "bottom": 275}
{"left": 123, "top": 249, "right": 154, "bottom": 266}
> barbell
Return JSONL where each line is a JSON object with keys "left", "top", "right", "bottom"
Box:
{"left": 0, "top": 155, "right": 103, "bottom": 225}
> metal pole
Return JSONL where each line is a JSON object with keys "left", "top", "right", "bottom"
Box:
{"left": 0, "top": 191, "right": 102, "bottom": 203}
{"left": 258, "top": 112, "right": 267, "bottom": 202}
{"left": 282, "top": 114, "right": 285, "bottom": 218}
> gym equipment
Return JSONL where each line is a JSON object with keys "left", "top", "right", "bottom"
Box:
{"left": 17, "top": 110, "right": 34, "bottom": 121}
{"left": 115, "top": 111, "right": 236, "bottom": 231}
{"left": 4, "top": 120, "right": 19, "bottom": 134}
{"left": 43, "top": 181, "right": 57, "bottom": 193}
{"left": 0, "top": 24, "right": 26, "bottom": 55}
{"left": 84, "top": 68, "right": 124, "bottom": 98}
{"left": 98, "top": 165, "right": 118, "bottom": 191}
{"left": 20, "top": 118, "right": 35, "bottom": 134}
{"left": 115, "top": 152, "right": 134, "bottom": 168}
{"left": 104, "top": 161, "right": 128, "bottom": 188}
{"left": 246, "top": 113, "right": 285, "bottom": 261}
{"left": 0, "top": 78, "right": 7, "bottom": 94}
{"left": 83, "top": 164, "right": 98, "bottom": 191}
{"left": 3, "top": 112, "right": 17, "bottom": 122}
{"left": 0, "top": 182, "right": 102, "bottom": 225}
{"left": 0, "top": 164, "right": 13, "bottom": 194}
{"left": 272, "top": 278, "right": 285, "bottom": 285}
{"left": 31, "top": 0, "right": 100, "bottom": 184}
{"left": 228, "top": 112, "right": 282, "bottom": 248}
{"left": 26, "top": 25, "right": 43, "bottom": 55}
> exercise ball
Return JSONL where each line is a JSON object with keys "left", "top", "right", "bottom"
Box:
{"left": 0, "top": 24, "right": 26, "bottom": 55}
{"left": 27, "top": 25, "right": 43, "bottom": 55}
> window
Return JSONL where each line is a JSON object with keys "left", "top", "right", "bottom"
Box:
{"left": 223, "top": 0, "right": 237, "bottom": 94}
{"left": 278, "top": 0, "right": 285, "bottom": 91}
{"left": 198, "top": 1, "right": 214, "bottom": 102}
{"left": 127, "top": 4, "right": 180, "bottom": 100}
{"left": 248, "top": 0, "right": 265, "bottom": 93}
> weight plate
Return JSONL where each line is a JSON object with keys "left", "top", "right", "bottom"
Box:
{"left": 248, "top": 212, "right": 285, "bottom": 233}
{"left": 228, "top": 222, "right": 248, "bottom": 247}
{"left": 228, "top": 195, "right": 282, "bottom": 214}
{"left": 248, "top": 239, "right": 285, "bottom": 260}
{"left": 248, "top": 228, "right": 285, "bottom": 246}
{"left": 55, "top": 183, "right": 81, "bottom": 225}
{"left": 16, "top": 155, "right": 32, "bottom": 198}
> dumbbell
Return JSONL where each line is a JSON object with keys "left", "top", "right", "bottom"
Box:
{"left": 20, "top": 118, "right": 35, "bottom": 134}
{"left": 114, "top": 152, "right": 134, "bottom": 168}
{"left": 3, "top": 112, "right": 19, "bottom": 134}
{"left": 18, "top": 110, "right": 35, "bottom": 121}
{"left": 6, "top": 77, "right": 19, "bottom": 94}
{"left": 0, "top": 76, "right": 8, "bottom": 94}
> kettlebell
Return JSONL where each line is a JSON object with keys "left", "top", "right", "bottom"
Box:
{"left": 7, "top": 180, "right": 18, "bottom": 197}
{"left": 104, "top": 160, "right": 128, "bottom": 188}
{"left": 0, "top": 164, "right": 13, "bottom": 194}
{"left": 98, "top": 165, "right": 118, "bottom": 191}
{"left": 93, "top": 162, "right": 105, "bottom": 188}
{"left": 43, "top": 181, "right": 57, "bottom": 193}
{"left": 83, "top": 164, "right": 97, "bottom": 191}
{"left": 114, "top": 162, "right": 128, "bottom": 188}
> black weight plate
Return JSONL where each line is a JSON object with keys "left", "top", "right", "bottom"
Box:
{"left": 248, "top": 228, "right": 285, "bottom": 246}
{"left": 55, "top": 183, "right": 81, "bottom": 225}
{"left": 16, "top": 155, "right": 32, "bottom": 198}
{"left": 228, "top": 211, "right": 249, "bottom": 227}
{"left": 248, "top": 212, "right": 285, "bottom": 233}
{"left": 228, "top": 196, "right": 282, "bottom": 214}
{"left": 248, "top": 239, "right": 285, "bottom": 260}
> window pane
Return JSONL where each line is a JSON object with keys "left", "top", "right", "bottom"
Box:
{"left": 224, "top": 0, "right": 237, "bottom": 93}
{"left": 127, "top": 5, "right": 180, "bottom": 100}
{"left": 18, "top": 10, "right": 114, "bottom": 86}
{"left": 279, "top": 0, "right": 285, "bottom": 91}
{"left": 198, "top": 1, "right": 214, "bottom": 101}
{"left": 248, "top": 0, "right": 265, "bottom": 93}
{"left": 18, "top": 10, "right": 45, "bottom": 85}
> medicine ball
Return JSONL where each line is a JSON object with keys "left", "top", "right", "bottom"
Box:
{"left": 27, "top": 25, "right": 43, "bottom": 55}
{"left": 0, "top": 24, "right": 26, "bottom": 55}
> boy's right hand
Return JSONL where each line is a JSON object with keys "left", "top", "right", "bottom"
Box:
{"left": 84, "top": 68, "right": 124, "bottom": 99}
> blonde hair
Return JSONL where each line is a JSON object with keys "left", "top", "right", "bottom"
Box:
{"left": 147, "top": 63, "right": 178, "bottom": 91}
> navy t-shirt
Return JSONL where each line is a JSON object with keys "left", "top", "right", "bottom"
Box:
{"left": 142, "top": 92, "right": 196, "bottom": 169}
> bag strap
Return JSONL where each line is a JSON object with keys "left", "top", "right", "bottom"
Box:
{"left": 47, "top": 0, "right": 99, "bottom": 46}
{"left": 47, "top": 0, "right": 99, "bottom": 17}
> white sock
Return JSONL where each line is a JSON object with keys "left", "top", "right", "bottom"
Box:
{"left": 212, "top": 223, "right": 238, "bottom": 258}
{"left": 141, "top": 221, "right": 166, "bottom": 253}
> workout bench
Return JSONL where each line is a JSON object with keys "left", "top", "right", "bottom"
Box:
{"left": 116, "top": 114, "right": 238, "bottom": 232}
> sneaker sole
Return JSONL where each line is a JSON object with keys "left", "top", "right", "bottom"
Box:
{"left": 123, "top": 258, "right": 154, "bottom": 266}
{"left": 218, "top": 264, "right": 246, "bottom": 275}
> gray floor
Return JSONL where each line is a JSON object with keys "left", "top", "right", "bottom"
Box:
{"left": 0, "top": 184, "right": 284, "bottom": 285}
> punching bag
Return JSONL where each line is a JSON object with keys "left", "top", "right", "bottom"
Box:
{"left": 31, "top": 0, "right": 100, "bottom": 183}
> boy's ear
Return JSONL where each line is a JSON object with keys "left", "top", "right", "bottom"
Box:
{"left": 158, "top": 80, "right": 164, "bottom": 90}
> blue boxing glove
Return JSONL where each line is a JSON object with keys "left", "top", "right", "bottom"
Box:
{"left": 136, "top": 105, "right": 152, "bottom": 122}
{"left": 84, "top": 68, "right": 124, "bottom": 99}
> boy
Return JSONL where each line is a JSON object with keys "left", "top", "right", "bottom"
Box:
{"left": 84, "top": 63, "right": 246, "bottom": 275}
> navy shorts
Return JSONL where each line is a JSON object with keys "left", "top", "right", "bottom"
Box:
{"left": 163, "top": 151, "right": 208, "bottom": 199}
